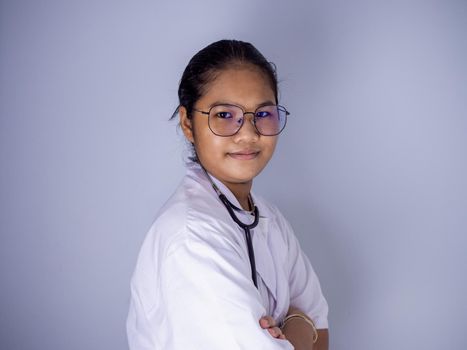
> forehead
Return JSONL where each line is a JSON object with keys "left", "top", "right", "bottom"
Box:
{"left": 199, "top": 65, "right": 276, "bottom": 109}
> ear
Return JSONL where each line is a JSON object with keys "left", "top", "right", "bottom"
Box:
{"left": 179, "top": 106, "right": 194, "bottom": 143}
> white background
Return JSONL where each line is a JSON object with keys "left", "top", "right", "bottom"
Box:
{"left": 1, "top": 0, "right": 466, "bottom": 349}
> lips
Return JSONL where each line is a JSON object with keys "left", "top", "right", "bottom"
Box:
{"left": 228, "top": 150, "right": 260, "bottom": 160}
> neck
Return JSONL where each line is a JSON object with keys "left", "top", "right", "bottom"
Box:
{"left": 224, "top": 181, "right": 252, "bottom": 210}
{"left": 200, "top": 166, "right": 253, "bottom": 210}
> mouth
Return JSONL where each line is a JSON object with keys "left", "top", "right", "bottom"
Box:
{"left": 228, "top": 150, "right": 260, "bottom": 160}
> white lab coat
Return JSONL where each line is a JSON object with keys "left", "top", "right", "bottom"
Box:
{"left": 127, "top": 162, "right": 328, "bottom": 350}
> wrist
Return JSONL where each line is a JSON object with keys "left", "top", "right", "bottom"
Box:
{"left": 281, "top": 313, "right": 318, "bottom": 343}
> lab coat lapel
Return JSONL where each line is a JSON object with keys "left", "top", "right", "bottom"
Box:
{"left": 253, "top": 217, "right": 278, "bottom": 306}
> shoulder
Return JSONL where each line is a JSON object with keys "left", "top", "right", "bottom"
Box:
{"left": 253, "top": 193, "right": 289, "bottom": 224}
{"left": 137, "top": 170, "right": 243, "bottom": 267}
{"left": 253, "top": 193, "right": 295, "bottom": 244}
{"left": 130, "top": 171, "right": 241, "bottom": 308}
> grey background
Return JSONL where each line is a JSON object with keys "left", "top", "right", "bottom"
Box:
{"left": 1, "top": 0, "right": 466, "bottom": 349}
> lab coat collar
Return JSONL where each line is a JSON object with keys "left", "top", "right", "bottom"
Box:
{"left": 186, "top": 161, "right": 268, "bottom": 219}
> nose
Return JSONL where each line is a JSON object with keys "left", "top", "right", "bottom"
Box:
{"left": 233, "top": 113, "right": 259, "bottom": 142}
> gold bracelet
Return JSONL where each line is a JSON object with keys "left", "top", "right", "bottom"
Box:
{"left": 281, "top": 313, "right": 318, "bottom": 343}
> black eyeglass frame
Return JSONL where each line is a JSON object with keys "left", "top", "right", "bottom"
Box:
{"left": 191, "top": 103, "right": 290, "bottom": 137}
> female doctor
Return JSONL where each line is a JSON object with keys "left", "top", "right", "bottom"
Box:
{"left": 127, "top": 40, "right": 329, "bottom": 350}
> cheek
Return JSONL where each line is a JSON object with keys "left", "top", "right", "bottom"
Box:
{"left": 192, "top": 124, "right": 226, "bottom": 157}
{"left": 263, "top": 138, "right": 278, "bottom": 155}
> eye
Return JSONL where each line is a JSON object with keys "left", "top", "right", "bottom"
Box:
{"left": 255, "top": 111, "right": 272, "bottom": 119}
{"left": 215, "top": 111, "right": 233, "bottom": 119}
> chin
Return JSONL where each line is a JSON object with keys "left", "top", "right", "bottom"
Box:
{"left": 228, "top": 170, "right": 260, "bottom": 184}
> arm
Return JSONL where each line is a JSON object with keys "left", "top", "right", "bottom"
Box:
{"left": 258, "top": 310, "right": 328, "bottom": 350}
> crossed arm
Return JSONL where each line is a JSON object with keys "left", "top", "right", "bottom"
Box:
{"left": 158, "top": 238, "right": 328, "bottom": 349}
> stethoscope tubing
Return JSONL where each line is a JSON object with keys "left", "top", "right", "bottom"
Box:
{"left": 219, "top": 193, "right": 259, "bottom": 288}
{"left": 202, "top": 167, "right": 260, "bottom": 288}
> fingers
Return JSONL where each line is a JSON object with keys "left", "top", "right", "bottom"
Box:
{"left": 267, "top": 326, "right": 285, "bottom": 339}
{"left": 259, "top": 315, "right": 275, "bottom": 329}
{"left": 259, "top": 316, "right": 286, "bottom": 339}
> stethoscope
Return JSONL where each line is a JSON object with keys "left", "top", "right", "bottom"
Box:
{"left": 202, "top": 167, "right": 259, "bottom": 288}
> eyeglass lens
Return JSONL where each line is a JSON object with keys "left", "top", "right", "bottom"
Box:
{"left": 208, "top": 105, "right": 287, "bottom": 136}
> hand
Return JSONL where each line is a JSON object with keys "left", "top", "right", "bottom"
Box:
{"left": 259, "top": 315, "right": 286, "bottom": 340}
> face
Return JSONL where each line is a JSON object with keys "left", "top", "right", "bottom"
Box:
{"left": 180, "top": 65, "right": 278, "bottom": 190}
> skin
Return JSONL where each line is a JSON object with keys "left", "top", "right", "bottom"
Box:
{"left": 279, "top": 306, "right": 329, "bottom": 350}
{"left": 180, "top": 63, "right": 329, "bottom": 349}
{"left": 259, "top": 312, "right": 329, "bottom": 350}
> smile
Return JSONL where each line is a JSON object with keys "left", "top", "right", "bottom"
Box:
{"left": 228, "top": 150, "right": 260, "bottom": 160}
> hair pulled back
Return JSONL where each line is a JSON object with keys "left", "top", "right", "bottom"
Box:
{"left": 172, "top": 39, "right": 278, "bottom": 119}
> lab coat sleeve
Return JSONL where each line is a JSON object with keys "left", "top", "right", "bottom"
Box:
{"left": 160, "top": 233, "right": 294, "bottom": 350}
{"left": 284, "top": 219, "right": 329, "bottom": 329}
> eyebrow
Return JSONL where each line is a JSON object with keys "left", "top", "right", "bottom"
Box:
{"left": 208, "top": 100, "right": 276, "bottom": 110}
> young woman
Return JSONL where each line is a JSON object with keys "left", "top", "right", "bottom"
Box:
{"left": 127, "top": 40, "right": 329, "bottom": 350}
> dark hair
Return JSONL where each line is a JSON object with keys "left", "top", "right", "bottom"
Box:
{"left": 171, "top": 39, "right": 278, "bottom": 119}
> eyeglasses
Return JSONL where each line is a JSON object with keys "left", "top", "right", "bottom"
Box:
{"left": 192, "top": 104, "right": 290, "bottom": 137}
